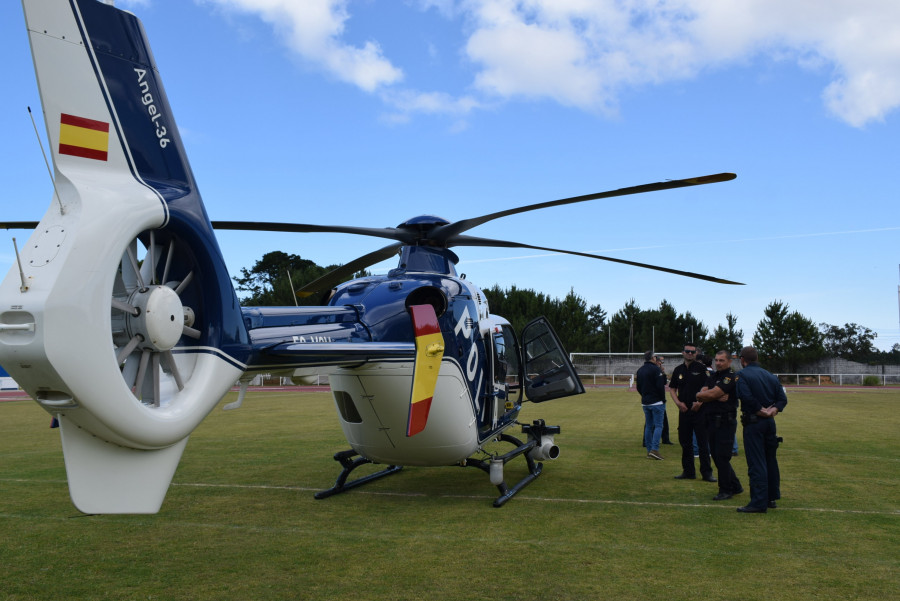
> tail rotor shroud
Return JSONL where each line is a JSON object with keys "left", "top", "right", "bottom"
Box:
{"left": 112, "top": 230, "right": 202, "bottom": 407}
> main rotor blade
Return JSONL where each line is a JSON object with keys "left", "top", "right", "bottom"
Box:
{"left": 449, "top": 235, "right": 744, "bottom": 285}
{"left": 295, "top": 242, "right": 404, "bottom": 297}
{"left": 1, "top": 220, "right": 411, "bottom": 244}
{"left": 4, "top": 173, "right": 735, "bottom": 242}
{"left": 211, "top": 221, "right": 415, "bottom": 244}
{"left": 431, "top": 173, "right": 736, "bottom": 243}
{"left": 0, "top": 221, "right": 39, "bottom": 229}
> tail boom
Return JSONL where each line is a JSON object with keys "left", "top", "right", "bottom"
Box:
{"left": 0, "top": 0, "right": 251, "bottom": 513}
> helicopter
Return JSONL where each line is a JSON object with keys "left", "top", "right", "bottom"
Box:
{"left": 0, "top": 0, "right": 740, "bottom": 514}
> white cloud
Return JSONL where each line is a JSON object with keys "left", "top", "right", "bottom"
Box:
{"left": 466, "top": 18, "right": 606, "bottom": 109}
{"left": 380, "top": 89, "right": 481, "bottom": 115}
{"left": 378, "top": 89, "right": 481, "bottom": 130}
{"left": 204, "top": 0, "right": 900, "bottom": 126}
{"left": 687, "top": 0, "right": 900, "bottom": 126}
{"left": 457, "top": 0, "right": 900, "bottom": 126}
{"left": 204, "top": 0, "right": 402, "bottom": 92}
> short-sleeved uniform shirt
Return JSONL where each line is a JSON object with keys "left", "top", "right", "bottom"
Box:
{"left": 669, "top": 360, "right": 708, "bottom": 409}
{"left": 704, "top": 368, "right": 737, "bottom": 414}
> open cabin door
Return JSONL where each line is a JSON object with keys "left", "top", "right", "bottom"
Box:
{"left": 521, "top": 318, "right": 585, "bottom": 403}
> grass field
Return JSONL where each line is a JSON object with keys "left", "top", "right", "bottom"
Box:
{"left": 1, "top": 387, "right": 898, "bottom": 600}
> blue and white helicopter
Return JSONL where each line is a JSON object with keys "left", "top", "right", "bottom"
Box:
{"left": 0, "top": 0, "right": 739, "bottom": 514}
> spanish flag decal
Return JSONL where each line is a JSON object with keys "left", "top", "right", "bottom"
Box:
{"left": 59, "top": 113, "right": 109, "bottom": 161}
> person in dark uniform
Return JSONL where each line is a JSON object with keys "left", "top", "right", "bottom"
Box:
{"left": 695, "top": 350, "right": 743, "bottom": 500}
{"left": 668, "top": 344, "right": 715, "bottom": 482}
{"left": 734, "top": 346, "right": 788, "bottom": 513}
{"left": 636, "top": 350, "right": 668, "bottom": 460}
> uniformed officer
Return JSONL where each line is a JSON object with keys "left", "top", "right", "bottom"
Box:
{"left": 695, "top": 350, "right": 743, "bottom": 500}
{"left": 734, "top": 346, "right": 788, "bottom": 513}
{"left": 668, "top": 344, "right": 715, "bottom": 482}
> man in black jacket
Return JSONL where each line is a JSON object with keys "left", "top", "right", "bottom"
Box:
{"left": 640, "top": 355, "right": 672, "bottom": 447}
{"left": 636, "top": 350, "right": 667, "bottom": 460}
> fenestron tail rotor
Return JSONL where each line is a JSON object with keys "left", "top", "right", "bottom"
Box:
{"left": 111, "top": 230, "right": 201, "bottom": 407}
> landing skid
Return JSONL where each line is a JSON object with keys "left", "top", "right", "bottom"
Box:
{"left": 314, "top": 421, "right": 559, "bottom": 507}
{"left": 313, "top": 450, "right": 402, "bottom": 500}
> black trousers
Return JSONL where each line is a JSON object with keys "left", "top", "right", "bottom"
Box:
{"left": 678, "top": 409, "right": 712, "bottom": 477}
{"left": 708, "top": 412, "right": 742, "bottom": 494}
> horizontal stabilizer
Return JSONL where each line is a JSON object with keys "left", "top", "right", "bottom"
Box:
{"left": 264, "top": 342, "right": 415, "bottom": 365}
{"left": 59, "top": 415, "right": 188, "bottom": 514}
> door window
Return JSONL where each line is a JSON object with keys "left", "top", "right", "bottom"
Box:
{"left": 522, "top": 318, "right": 585, "bottom": 403}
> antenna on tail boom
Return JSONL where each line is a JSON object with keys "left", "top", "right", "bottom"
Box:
{"left": 28, "top": 106, "right": 64, "bottom": 216}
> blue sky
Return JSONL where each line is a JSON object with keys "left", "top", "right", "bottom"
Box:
{"left": 2, "top": 0, "right": 899, "bottom": 351}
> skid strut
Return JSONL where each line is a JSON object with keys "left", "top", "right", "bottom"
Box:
{"left": 314, "top": 450, "right": 402, "bottom": 500}
{"left": 465, "top": 434, "right": 541, "bottom": 507}
{"left": 465, "top": 420, "right": 561, "bottom": 507}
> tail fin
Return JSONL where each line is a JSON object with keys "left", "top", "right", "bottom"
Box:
{"left": 0, "top": 0, "right": 249, "bottom": 513}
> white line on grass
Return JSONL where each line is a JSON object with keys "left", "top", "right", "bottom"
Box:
{"left": 2, "top": 478, "right": 897, "bottom": 516}
{"left": 172, "top": 481, "right": 899, "bottom": 516}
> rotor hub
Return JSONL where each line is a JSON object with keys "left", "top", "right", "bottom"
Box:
{"left": 127, "top": 284, "right": 185, "bottom": 352}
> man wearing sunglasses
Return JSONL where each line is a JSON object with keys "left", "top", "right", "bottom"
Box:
{"left": 668, "top": 344, "right": 716, "bottom": 482}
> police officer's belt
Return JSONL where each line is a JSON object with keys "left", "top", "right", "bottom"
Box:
{"left": 740, "top": 412, "right": 773, "bottom": 425}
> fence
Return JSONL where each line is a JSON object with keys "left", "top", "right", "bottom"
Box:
{"left": 575, "top": 373, "right": 900, "bottom": 387}
{"left": 570, "top": 352, "right": 900, "bottom": 387}
{"left": 770, "top": 374, "right": 900, "bottom": 386}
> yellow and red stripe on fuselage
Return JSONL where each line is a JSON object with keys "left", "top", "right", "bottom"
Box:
{"left": 407, "top": 304, "right": 445, "bottom": 436}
